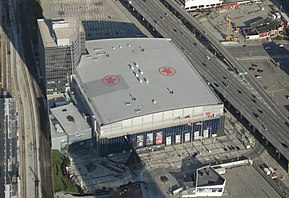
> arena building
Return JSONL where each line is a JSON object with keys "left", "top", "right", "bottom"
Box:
{"left": 72, "top": 38, "right": 224, "bottom": 156}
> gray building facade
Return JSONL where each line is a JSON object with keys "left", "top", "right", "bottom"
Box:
{"left": 49, "top": 103, "right": 92, "bottom": 153}
{"left": 37, "top": 18, "right": 85, "bottom": 95}
{"left": 0, "top": 94, "right": 18, "bottom": 197}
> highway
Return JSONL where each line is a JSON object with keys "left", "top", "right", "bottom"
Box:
{"left": 126, "top": 0, "right": 289, "bottom": 164}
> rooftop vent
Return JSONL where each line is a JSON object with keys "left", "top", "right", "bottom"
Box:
{"left": 128, "top": 64, "right": 134, "bottom": 70}
{"left": 152, "top": 99, "right": 157, "bottom": 104}
{"left": 133, "top": 62, "right": 139, "bottom": 67}
{"left": 138, "top": 69, "right": 143, "bottom": 75}
{"left": 106, "top": 54, "right": 110, "bottom": 57}
{"left": 93, "top": 58, "right": 98, "bottom": 61}
{"left": 112, "top": 46, "right": 115, "bottom": 50}
{"left": 62, "top": 109, "right": 67, "bottom": 112}
{"left": 143, "top": 77, "right": 149, "bottom": 83}
{"left": 119, "top": 45, "right": 122, "bottom": 49}
{"left": 135, "top": 108, "right": 141, "bottom": 113}
{"left": 127, "top": 44, "right": 131, "bottom": 47}
{"left": 124, "top": 101, "right": 131, "bottom": 106}
{"left": 67, "top": 115, "right": 74, "bottom": 122}
{"left": 133, "top": 71, "right": 139, "bottom": 77}
{"left": 137, "top": 77, "right": 143, "bottom": 83}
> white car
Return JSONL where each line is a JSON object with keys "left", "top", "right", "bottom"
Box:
{"left": 279, "top": 44, "right": 284, "bottom": 48}
{"left": 205, "top": 55, "right": 211, "bottom": 60}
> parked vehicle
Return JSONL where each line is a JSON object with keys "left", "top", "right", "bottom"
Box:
{"left": 259, "top": 163, "right": 270, "bottom": 175}
{"left": 269, "top": 167, "right": 277, "bottom": 179}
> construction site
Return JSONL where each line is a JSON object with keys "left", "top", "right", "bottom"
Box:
{"left": 197, "top": 0, "right": 287, "bottom": 43}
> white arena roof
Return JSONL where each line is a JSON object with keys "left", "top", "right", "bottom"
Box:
{"left": 75, "top": 38, "right": 221, "bottom": 125}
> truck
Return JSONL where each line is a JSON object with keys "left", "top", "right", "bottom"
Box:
{"left": 259, "top": 163, "right": 270, "bottom": 175}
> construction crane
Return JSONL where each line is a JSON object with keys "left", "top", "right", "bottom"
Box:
{"left": 226, "top": 16, "right": 239, "bottom": 41}
{"left": 226, "top": 16, "right": 232, "bottom": 41}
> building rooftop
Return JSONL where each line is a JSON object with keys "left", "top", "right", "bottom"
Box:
{"left": 38, "top": 18, "right": 83, "bottom": 48}
{"left": 196, "top": 166, "right": 225, "bottom": 187}
{"left": 75, "top": 38, "right": 221, "bottom": 125}
{"left": 50, "top": 103, "right": 91, "bottom": 137}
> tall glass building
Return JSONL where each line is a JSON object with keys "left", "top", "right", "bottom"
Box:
{"left": 37, "top": 18, "right": 86, "bottom": 95}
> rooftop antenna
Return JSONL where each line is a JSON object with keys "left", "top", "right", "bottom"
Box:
{"left": 167, "top": 87, "right": 174, "bottom": 95}
{"left": 129, "top": 93, "right": 136, "bottom": 101}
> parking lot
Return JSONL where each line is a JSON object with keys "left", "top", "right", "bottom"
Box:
{"left": 40, "top": 0, "right": 152, "bottom": 40}
{"left": 225, "top": 44, "right": 289, "bottom": 118}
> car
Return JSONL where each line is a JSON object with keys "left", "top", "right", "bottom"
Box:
{"left": 173, "top": 28, "right": 177, "bottom": 32}
{"left": 279, "top": 44, "right": 284, "bottom": 48}
{"left": 286, "top": 95, "right": 289, "bottom": 100}
{"left": 255, "top": 75, "right": 261, "bottom": 79}
{"left": 181, "top": 31, "right": 185, "bottom": 36}
{"left": 181, "top": 47, "right": 186, "bottom": 52}
{"left": 265, "top": 46, "right": 271, "bottom": 50}
{"left": 222, "top": 81, "right": 228, "bottom": 88}
{"left": 223, "top": 76, "right": 228, "bottom": 80}
{"left": 252, "top": 94, "right": 256, "bottom": 98}
{"left": 214, "top": 83, "right": 219, "bottom": 87}
{"left": 243, "top": 44, "right": 248, "bottom": 47}
{"left": 235, "top": 146, "right": 240, "bottom": 150}
{"left": 160, "top": 176, "right": 169, "bottom": 182}
{"left": 253, "top": 112, "right": 259, "bottom": 118}
{"left": 251, "top": 64, "right": 258, "bottom": 67}
{"left": 281, "top": 143, "right": 288, "bottom": 148}
{"left": 252, "top": 99, "right": 256, "bottom": 103}
{"left": 193, "top": 43, "right": 197, "bottom": 46}
{"left": 205, "top": 55, "right": 211, "bottom": 60}
{"left": 257, "top": 69, "right": 263, "bottom": 73}
{"left": 258, "top": 109, "right": 263, "bottom": 113}
{"left": 202, "top": 62, "right": 207, "bottom": 67}
{"left": 237, "top": 89, "right": 242, "bottom": 94}
{"left": 248, "top": 67, "right": 255, "bottom": 71}
{"left": 223, "top": 147, "right": 228, "bottom": 151}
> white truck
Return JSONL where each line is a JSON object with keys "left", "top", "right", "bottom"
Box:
{"left": 260, "top": 163, "right": 270, "bottom": 175}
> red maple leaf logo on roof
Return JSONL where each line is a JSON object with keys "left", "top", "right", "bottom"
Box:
{"left": 102, "top": 75, "right": 120, "bottom": 86}
{"left": 159, "top": 66, "right": 176, "bottom": 76}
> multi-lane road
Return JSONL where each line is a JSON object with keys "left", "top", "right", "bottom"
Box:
{"left": 126, "top": 0, "right": 289, "bottom": 165}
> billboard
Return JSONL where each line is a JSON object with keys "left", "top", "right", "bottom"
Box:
{"left": 185, "top": 133, "right": 190, "bottom": 142}
{"left": 203, "top": 129, "right": 209, "bottom": 138}
{"left": 156, "top": 132, "right": 163, "bottom": 145}
{"left": 137, "top": 135, "right": 144, "bottom": 148}
{"left": 176, "top": 134, "right": 181, "bottom": 144}
{"left": 146, "top": 133, "right": 153, "bottom": 146}
{"left": 166, "top": 136, "right": 171, "bottom": 145}
{"left": 194, "top": 131, "right": 200, "bottom": 140}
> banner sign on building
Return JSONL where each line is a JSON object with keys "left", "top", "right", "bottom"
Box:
{"left": 146, "top": 133, "right": 153, "bottom": 146}
{"left": 185, "top": 133, "right": 190, "bottom": 142}
{"left": 194, "top": 131, "right": 200, "bottom": 140}
{"left": 203, "top": 129, "right": 209, "bottom": 138}
{"left": 166, "top": 136, "right": 171, "bottom": 145}
{"left": 176, "top": 134, "right": 181, "bottom": 144}
{"left": 137, "top": 135, "right": 144, "bottom": 148}
{"left": 156, "top": 132, "right": 163, "bottom": 145}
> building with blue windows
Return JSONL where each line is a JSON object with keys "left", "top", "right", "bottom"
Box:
{"left": 72, "top": 38, "right": 224, "bottom": 156}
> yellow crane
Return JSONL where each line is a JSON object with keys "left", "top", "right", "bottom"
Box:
{"left": 226, "top": 16, "right": 239, "bottom": 41}
{"left": 226, "top": 16, "right": 232, "bottom": 41}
